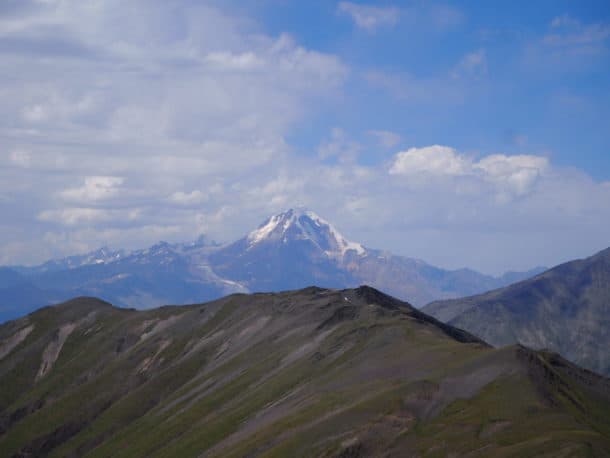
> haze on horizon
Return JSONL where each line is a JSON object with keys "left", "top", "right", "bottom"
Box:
{"left": 1, "top": 0, "right": 610, "bottom": 275}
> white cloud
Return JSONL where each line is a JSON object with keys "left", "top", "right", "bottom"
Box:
{"left": 389, "top": 145, "right": 549, "bottom": 198}
{"left": 204, "top": 51, "right": 264, "bottom": 71}
{"left": 60, "top": 176, "right": 124, "bottom": 202}
{"left": 38, "top": 207, "right": 141, "bottom": 226}
{"left": 168, "top": 190, "right": 207, "bottom": 206}
{"left": 338, "top": 2, "right": 400, "bottom": 32}
{"left": 22, "top": 104, "right": 47, "bottom": 122}
{"left": 318, "top": 127, "right": 361, "bottom": 163}
{"left": 389, "top": 145, "right": 470, "bottom": 176}
{"left": 0, "top": 1, "right": 609, "bottom": 277}
{"left": 6, "top": 140, "right": 610, "bottom": 275}
{"left": 475, "top": 154, "right": 548, "bottom": 196}
{"left": 0, "top": 0, "right": 348, "bottom": 262}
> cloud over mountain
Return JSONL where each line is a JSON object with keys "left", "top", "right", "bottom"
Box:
{"left": 0, "top": 1, "right": 609, "bottom": 276}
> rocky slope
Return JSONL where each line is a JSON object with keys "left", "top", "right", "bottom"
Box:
{"left": 0, "top": 287, "right": 609, "bottom": 456}
{"left": 424, "top": 247, "right": 610, "bottom": 376}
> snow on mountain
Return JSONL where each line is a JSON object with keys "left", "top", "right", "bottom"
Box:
{"left": 15, "top": 247, "right": 126, "bottom": 274}
{"left": 86, "top": 247, "right": 124, "bottom": 265}
{"left": 246, "top": 208, "right": 365, "bottom": 257}
{"left": 0, "top": 207, "right": 549, "bottom": 323}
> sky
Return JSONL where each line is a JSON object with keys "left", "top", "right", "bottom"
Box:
{"left": 1, "top": 0, "right": 610, "bottom": 275}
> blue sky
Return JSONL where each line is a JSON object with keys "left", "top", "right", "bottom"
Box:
{"left": 255, "top": 0, "right": 610, "bottom": 178}
{"left": 0, "top": 0, "right": 609, "bottom": 274}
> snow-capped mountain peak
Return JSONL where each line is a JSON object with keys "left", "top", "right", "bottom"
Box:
{"left": 247, "top": 208, "right": 365, "bottom": 256}
{"left": 33, "top": 246, "right": 125, "bottom": 273}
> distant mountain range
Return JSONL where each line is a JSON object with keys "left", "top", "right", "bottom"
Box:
{"left": 0, "top": 208, "right": 545, "bottom": 322}
{"left": 423, "top": 247, "right": 610, "bottom": 376}
{"left": 1, "top": 287, "right": 608, "bottom": 456}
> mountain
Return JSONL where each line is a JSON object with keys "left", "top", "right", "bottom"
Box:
{"left": 0, "top": 287, "right": 608, "bottom": 456}
{"left": 0, "top": 268, "right": 63, "bottom": 322}
{"left": 0, "top": 208, "right": 543, "bottom": 323}
{"left": 211, "top": 208, "right": 545, "bottom": 306}
{"left": 208, "top": 208, "right": 363, "bottom": 291}
{"left": 12, "top": 247, "right": 126, "bottom": 275}
{"left": 0, "top": 241, "right": 242, "bottom": 323}
{"left": 497, "top": 266, "right": 548, "bottom": 285}
{"left": 423, "top": 247, "right": 610, "bottom": 376}
{"left": 0, "top": 268, "right": 27, "bottom": 289}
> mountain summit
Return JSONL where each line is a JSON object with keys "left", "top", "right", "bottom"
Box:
{"left": 1, "top": 208, "right": 545, "bottom": 322}
{"left": 210, "top": 208, "right": 542, "bottom": 303}
{"left": 246, "top": 208, "right": 365, "bottom": 257}
{"left": 209, "top": 208, "right": 359, "bottom": 292}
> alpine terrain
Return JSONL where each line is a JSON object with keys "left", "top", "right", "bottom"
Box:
{"left": 0, "top": 286, "right": 609, "bottom": 456}
{"left": 424, "top": 247, "right": 610, "bottom": 376}
{"left": 0, "top": 209, "right": 544, "bottom": 322}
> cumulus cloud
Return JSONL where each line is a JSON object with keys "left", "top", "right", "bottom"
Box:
{"left": 60, "top": 176, "right": 124, "bottom": 202}
{"left": 0, "top": 0, "right": 348, "bottom": 262}
{"left": 168, "top": 190, "right": 207, "bottom": 206}
{"left": 389, "top": 145, "right": 549, "bottom": 199}
{"left": 7, "top": 138, "right": 610, "bottom": 275}
{"left": 204, "top": 51, "right": 264, "bottom": 71}
{"left": 474, "top": 154, "right": 548, "bottom": 196}
{"left": 338, "top": 2, "right": 400, "bottom": 32}
{"left": 0, "top": 1, "right": 609, "bottom": 277}
{"left": 1, "top": 2, "right": 347, "bottom": 148}
{"left": 38, "top": 207, "right": 141, "bottom": 226}
{"left": 390, "top": 145, "right": 470, "bottom": 177}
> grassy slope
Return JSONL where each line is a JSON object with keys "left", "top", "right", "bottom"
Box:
{"left": 0, "top": 287, "right": 608, "bottom": 457}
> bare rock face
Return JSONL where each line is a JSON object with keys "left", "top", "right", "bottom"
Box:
{"left": 0, "top": 324, "right": 34, "bottom": 361}
{"left": 36, "top": 322, "right": 77, "bottom": 380}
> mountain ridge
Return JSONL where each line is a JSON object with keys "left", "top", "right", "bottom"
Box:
{"left": 1, "top": 208, "right": 546, "bottom": 322}
{"left": 423, "top": 246, "right": 610, "bottom": 376}
{"left": 0, "top": 286, "right": 609, "bottom": 456}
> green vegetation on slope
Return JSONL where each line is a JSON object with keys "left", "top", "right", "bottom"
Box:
{"left": 0, "top": 286, "right": 609, "bottom": 457}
